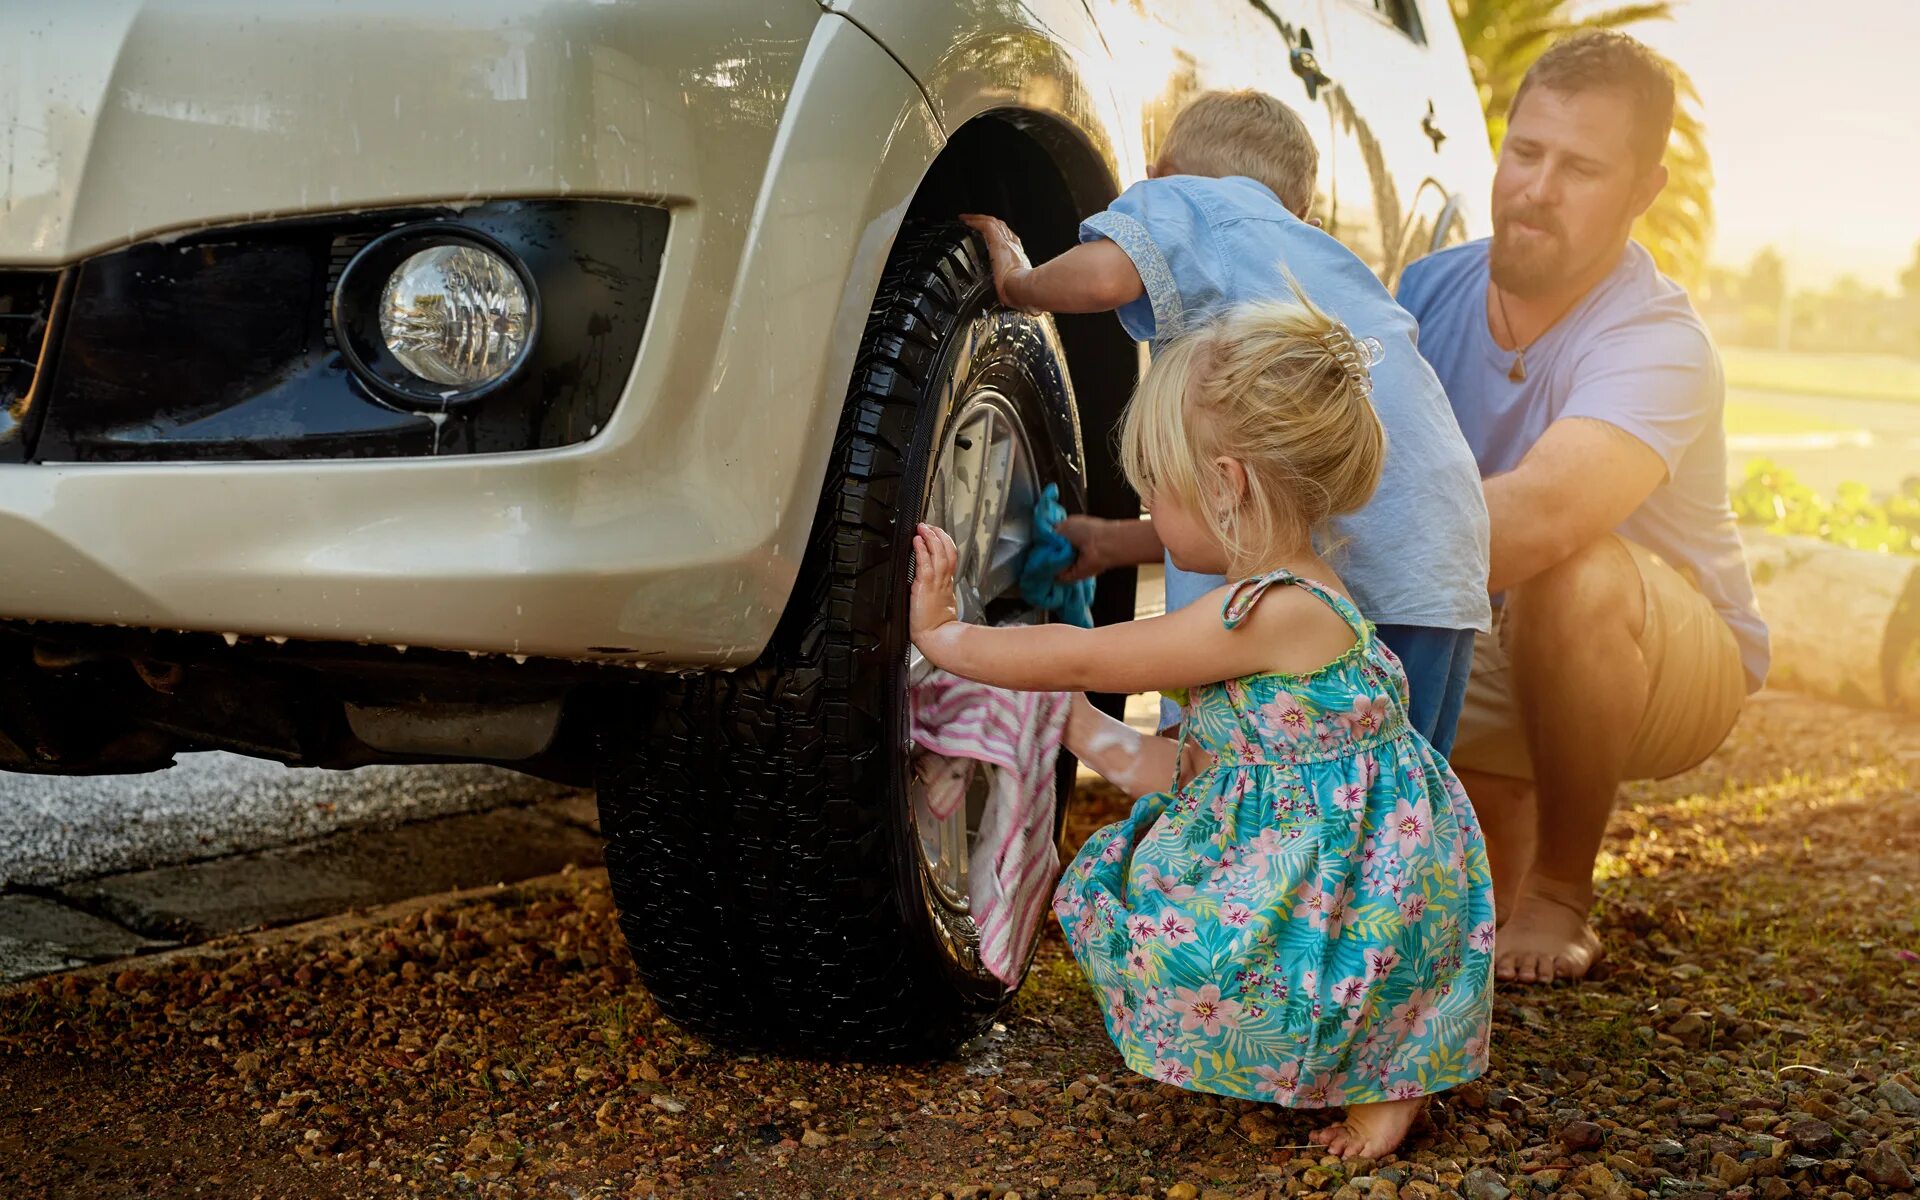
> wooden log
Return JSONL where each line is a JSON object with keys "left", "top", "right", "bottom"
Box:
{"left": 1744, "top": 531, "right": 1920, "bottom": 711}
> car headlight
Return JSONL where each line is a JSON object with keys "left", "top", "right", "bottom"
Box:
{"left": 333, "top": 226, "right": 539, "bottom": 406}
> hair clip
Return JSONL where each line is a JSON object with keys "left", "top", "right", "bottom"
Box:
{"left": 1319, "top": 323, "right": 1381, "bottom": 400}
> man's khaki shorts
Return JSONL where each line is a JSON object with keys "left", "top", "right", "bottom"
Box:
{"left": 1451, "top": 538, "right": 1746, "bottom": 783}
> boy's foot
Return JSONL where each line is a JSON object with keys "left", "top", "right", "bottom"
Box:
{"left": 1494, "top": 879, "right": 1604, "bottom": 983}
{"left": 1310, "top": 1097, "right": 1424, "bottom": 1159}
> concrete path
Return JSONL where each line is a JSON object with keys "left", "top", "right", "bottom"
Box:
{"left": 0, "top": 754, "right": 573, "bottom": 889}
{"left": 0, "top": 755, "right": 598, "bottom": 984}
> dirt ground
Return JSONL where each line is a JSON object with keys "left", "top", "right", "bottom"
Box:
{"left": 2, "top": 691, "right": 1916, "bottom": 1200}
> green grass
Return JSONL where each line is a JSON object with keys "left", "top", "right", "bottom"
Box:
{"left": 1722, "top": 346, "right": 1920, "bottom": 404}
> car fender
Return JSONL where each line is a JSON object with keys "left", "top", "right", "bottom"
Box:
{"left": 643, "top": 14, "right": 948, "bottom": 656}
{"left": 821, "top": 0, "right": 1138, "bottom": 200}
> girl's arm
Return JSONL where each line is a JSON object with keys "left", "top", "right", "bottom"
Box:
{"left": 910, "top": 525, "right": 1269, "bottom": 695}
{"left": 1064, "top": 694, "right": 1209, "bottom": 800}
{"left": 960, "top": 214, "right": 1144, "bottom": 314}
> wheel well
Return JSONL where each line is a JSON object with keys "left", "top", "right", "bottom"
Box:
{"left": 905, "top": 113, "right": 1143, "bottom": 635}
{"left": 905, "top": 113, "right": 1140, "bottom": 516}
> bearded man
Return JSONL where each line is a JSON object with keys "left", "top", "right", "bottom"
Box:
{"left": 1397, "top": 31, "right": 1768, "bottom": 984}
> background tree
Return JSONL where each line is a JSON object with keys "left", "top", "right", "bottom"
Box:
{"left": 1744, "top": 247, "right": 1786, "bottom": 313}
{"left": 1900, "top": 241, "right": 1920, "bottom": 300}
{"left": 1450, "top": 0, "right": 1714, "bottom": 287}
{"left": 1736, "top": 246, "right": 1791, "bottom": 350}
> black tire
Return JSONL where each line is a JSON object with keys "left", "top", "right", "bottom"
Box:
{"left": 595, "top": 223, "right": 1087, "bottom": 1056}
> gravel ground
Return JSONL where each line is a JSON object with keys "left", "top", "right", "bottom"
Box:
{"left": 0, "top": 754, "right": 567, "bottom": 888}
{"left": 1, "top": 691, "right": 1915, "bottom": 1200}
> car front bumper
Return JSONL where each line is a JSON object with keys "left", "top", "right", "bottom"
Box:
{"left": 0, "top": 3, "right": 943, "bottom": 667}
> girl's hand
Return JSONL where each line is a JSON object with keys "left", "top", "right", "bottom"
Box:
{"left": 910, "top": 523, "right": 963, "bottom": 650}
{"left": 959, "top": 214, "right": 1040, "bottom": 313}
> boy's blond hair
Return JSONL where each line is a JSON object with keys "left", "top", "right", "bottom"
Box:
{"left": 1156, "top": 90, "right": 1319, "bottom": 214}
{"left": 1120, "top": 288, "right": 1385, "bottom": 573}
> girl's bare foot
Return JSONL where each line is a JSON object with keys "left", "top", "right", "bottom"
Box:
{"left": 1309, "top": 1097, "right": 1425, "bottom": 1159}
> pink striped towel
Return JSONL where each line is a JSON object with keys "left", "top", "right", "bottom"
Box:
{"left": 910, "top": 671, "right": 1072, "bottom": 987}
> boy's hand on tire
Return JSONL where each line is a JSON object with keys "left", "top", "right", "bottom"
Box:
{"left": 1054, "top": 515, "right": 1115, "bottom": 582}
{"left": 910, "top": 523, "right": 962, "bottom": 652}
{"left": 959, "top": 214, "right": 1038, "bottom": 313}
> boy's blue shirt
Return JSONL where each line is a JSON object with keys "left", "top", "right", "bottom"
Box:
{"left": 1081, "top": 174, "right": 1491, "bottom": 634}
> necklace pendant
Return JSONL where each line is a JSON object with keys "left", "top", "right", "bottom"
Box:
{"left": 1508, "top": 354, "right": 1527, "bottom": 384}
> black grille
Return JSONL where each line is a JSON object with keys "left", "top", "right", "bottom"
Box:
{"left": 322, "top": 231, "right": 381, "bottom": 352}
{"left": 0, "top": 271, "right": 62, "bottom": 451}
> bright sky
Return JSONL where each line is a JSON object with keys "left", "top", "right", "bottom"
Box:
{"left": 1630, "top": 0, "right": 1919, "bottom": 291}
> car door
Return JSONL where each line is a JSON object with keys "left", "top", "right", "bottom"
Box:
{"left": 1237, "top": 0, "right": 1343, "bottom": 222}
{"left": 1394, "top": 176, "right": 1473, "bottom": 283}
{"left": 1089, "top": 0, "right": 1338, "bottom": 214}
{"left": 1316, "top": 0, "right": 1484, "bottom": 286}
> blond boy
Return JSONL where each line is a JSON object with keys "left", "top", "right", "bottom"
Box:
{"left": 965, "top": 90, "right": 1491, "bottom": 751}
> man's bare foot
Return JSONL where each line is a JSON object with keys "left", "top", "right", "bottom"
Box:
{"left": 1309, "top": 1098, "right": 1425, "bottom": 1159}
{"left": 1495, "top": 877, "right": 1604, "bottom": 983}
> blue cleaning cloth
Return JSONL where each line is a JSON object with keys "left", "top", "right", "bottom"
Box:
{"left": 1018, "top": 482, "right": 1097, "bottom": 628}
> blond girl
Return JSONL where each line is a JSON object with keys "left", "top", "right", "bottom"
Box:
{"left": 910, "top": 295, "right": 1495, "bottom": 1158}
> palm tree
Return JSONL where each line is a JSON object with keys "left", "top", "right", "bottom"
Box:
{"left": 1450, "top": 0, "right": 1714, "bottom": 287}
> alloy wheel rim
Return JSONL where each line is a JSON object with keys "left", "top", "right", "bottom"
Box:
{"left": 907, "top": 387, "right": 1044, "bottom": 913}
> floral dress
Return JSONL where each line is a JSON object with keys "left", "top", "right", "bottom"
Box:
{"left": 1052, "top": 571, "right": 1495, "bottom": 1107}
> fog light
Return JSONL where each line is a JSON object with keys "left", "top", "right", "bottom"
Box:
{"left": 333, "top": 225, "right": 540, "bottom": 407}
{"left": 380, "top": 245, "right": 531, "bottom": 388}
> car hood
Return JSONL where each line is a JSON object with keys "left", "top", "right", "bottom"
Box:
{"left": 0, "top": 0, "right": 821, "bottom": 265}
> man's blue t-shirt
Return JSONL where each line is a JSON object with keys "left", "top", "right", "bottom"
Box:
{"left": 1082, "top": 176, "right": 1492, "bottom": 635}
{"left": 1398, "top": 239, "right": 1769, "bottom": 690}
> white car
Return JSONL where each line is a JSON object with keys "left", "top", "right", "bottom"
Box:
{"left": 0, "top": 0, "right": 1491, "bottom": 1053}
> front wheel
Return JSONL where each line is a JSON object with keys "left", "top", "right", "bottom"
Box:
{"left": 595, "top": 223, "right": 1088, "bottom": 1055}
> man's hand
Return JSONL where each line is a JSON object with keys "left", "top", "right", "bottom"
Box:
{"left": 910, "top": 523, "right": 963, "bottom": 652}
{"left": 959, "top": 214, "right": 1039, "bottom": 313}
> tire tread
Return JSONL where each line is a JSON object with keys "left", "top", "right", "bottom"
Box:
{"left": 598, "top": 226, "right": 1001, "bottom": 1055}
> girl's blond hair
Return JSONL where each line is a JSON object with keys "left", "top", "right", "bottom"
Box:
{"left": 1119, "top": 287, "right": 1386, "bottom": 573}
